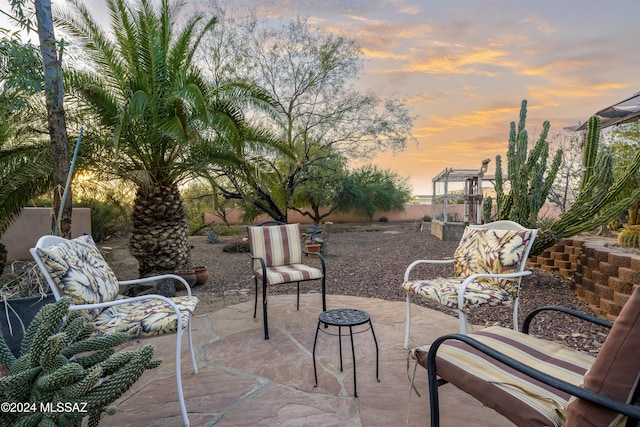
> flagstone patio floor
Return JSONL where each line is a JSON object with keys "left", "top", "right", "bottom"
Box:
{"left": 99, "top": 294, "right": 514, "bottom": 426}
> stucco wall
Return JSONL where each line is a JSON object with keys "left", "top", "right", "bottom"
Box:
{"left": 203, "top": 203, "right": 466, "bottom": 225}
{"left": 1, "top": 207, "right": 92, "bottom": 262}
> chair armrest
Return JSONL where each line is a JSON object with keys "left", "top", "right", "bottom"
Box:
{"left": 454, "top": 270, "right": 532, "bottom": 307}
{"left": 248, "top": 254, "right": 268, "bottom": 278}
{"left": 427, "top": 333, "right": 640, "bottom": 422}
{"left": 403, "top": 259, "right": 454, "bottom": 282}
{"left": 302, "top": 250, "right": 326, "bottom": 275}
{"left": 119, "top": 274, "right": 193, "bottom": 296}
{"left": 522, "top": 306, "right": 613, "bottom": 334}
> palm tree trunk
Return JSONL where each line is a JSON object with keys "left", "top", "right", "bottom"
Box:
{"left": 129, "top": 183, "right": 191, "bottom": 277}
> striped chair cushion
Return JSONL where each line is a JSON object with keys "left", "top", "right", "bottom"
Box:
{"left": 412, "top": 326, "right": 595, "bottom": 426}
{"left": 92, "top": 295, "right": 199, "bottom": 338}
{"left": 248, "top": 224, "right": 303, "bottom": 271}
{"left": 255, "top": 264, "right": 324, "bottom": 286}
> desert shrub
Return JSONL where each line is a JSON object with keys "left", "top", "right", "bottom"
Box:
{"left": 378, "top": 216, "right": 389, "bottom": 222}
{"left": 422, "top": 215, "right": 432, "bottom": 222}
{"left": 77, "top": 200, "right": 129, "bottom": 242}
{"left": 223, "top": 239, "right": 250, "bottom": 253}
{"left": 213, "top": 226, "right": 246, "bottom": 236}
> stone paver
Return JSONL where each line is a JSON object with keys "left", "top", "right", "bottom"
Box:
{"left": 99, "top": 294, "right": 513, "bottom": 426}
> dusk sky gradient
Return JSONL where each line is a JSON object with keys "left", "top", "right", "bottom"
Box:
{"left": 227, "top": 0, "right": 640, "bottom": 195}
{"left": 3, "top": 0, "right": 639, "bottom": 195}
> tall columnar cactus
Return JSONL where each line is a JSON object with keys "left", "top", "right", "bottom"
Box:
{"left": 581, "top": 115, "right": 600, "bottom": 193}
{"left": 482, "top": 196, "right": 493, "bottom": 224}
{"left": 0, "top": 298, "right": 161, "bottom": 427}
{"left": 494, "top": 155, "right": 505, "bottom": 214}
{"left": 530, "top": 116, "right": 640, "bottom": 255}
{"left": 494, "top": 100, "right": 563, "bottom": 228}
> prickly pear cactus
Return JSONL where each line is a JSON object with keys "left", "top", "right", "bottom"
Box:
{"left": 0, "top": 297, "right": 161, "bottom": 427}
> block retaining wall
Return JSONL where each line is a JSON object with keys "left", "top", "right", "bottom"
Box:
{"left": 527, "top": 238, "right": 640, "bottom": 321}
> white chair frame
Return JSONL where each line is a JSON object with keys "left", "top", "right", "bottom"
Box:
{"left": 30, "top": 235, "right": 197, "bottom": 427}
{"left": 403, "top": 220, "right": 538, "bottom": 349}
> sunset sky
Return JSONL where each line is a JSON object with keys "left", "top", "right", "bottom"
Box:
{"left": 3, "top": 0, "right": 639, "bottom": 195}
{"left": 226, "top": 0, "right": 640, "bottom": 195}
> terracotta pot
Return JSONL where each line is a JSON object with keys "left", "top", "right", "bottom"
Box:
{"left": 305, "top": 243, "right": 321, "bottom": 257}
{"left": 192, "top": 265, "right": 209, "bottom": 286}
{"left": 173, "top": 270, "right": 196, "bottom": 291}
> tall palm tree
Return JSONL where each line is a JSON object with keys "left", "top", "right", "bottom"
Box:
{"left": 56, "top": 0, "right": 273, "bottom": 276}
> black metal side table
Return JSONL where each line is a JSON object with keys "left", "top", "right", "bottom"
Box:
{"left": 312, "top": 308, "right": 379, "bottom": 397}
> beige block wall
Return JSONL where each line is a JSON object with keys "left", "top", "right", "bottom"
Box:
{"left": 528, "top": 238, "right": 639, "bottom": 321}
{"left": 204, "top": 204, "right": 453, "bottom": 225}
{"left": 1, "top": 207, "right": 92, "bottom": 262}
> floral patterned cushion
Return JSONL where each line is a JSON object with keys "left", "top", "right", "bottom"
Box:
{"left": 452, "top": 226, "right": 533, "bottom": 296}
{"left": 36, "top": 234, "right": 119, "bottom": 319}
{"left": 402, "top": 277, "right": 515, "bottom": 310}
{"left": 92, "top": 296, "right": 199, "bottom": 338}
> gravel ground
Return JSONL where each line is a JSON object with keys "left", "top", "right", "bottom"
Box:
{"left": 105, "top": 223, "right": 610, "bottom": 354}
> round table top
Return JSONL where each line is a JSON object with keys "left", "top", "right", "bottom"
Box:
{"left": 318, "top": 308, "right": 370, "bottom": 326}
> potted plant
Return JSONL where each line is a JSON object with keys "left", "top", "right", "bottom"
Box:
{"left": 0, "top": 260, "right": 55, "bottom": 357}
{"left": 304, "top": 238, "right": 323, "bottom": 257}
{"left": 303, "top": 225, "right": 324, "bottom": 257}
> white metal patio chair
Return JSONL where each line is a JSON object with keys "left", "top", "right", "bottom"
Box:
{"left": 402, "top": 220, "right": 538, "bottom": 348}
{"left": 30, "top": 234, "right": 198, "bottom": 426}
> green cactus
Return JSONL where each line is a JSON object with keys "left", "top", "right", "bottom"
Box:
{"left": 581, "top": 115, "right": 600, "bottom": 193}
{"left": 483, "top": 196, "right": 493, "bottom": 224}
{"left": 0, "top": 298, "right": 161, "bottom": 427}
{"left": 530, "top": 116, "right": 640, "bottom": 255}
{"left": 494, "top": 100, "right": 563, "bottom": 227}
{"left": 618, "top": 225, "right": 640, "bottom": 248}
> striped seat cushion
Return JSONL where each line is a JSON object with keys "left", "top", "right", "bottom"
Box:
{"left": 411, "top": 326, "right": 595, "bottom": 426}
{"left": 255, "top": 264, "right": 324, "bottom": 286}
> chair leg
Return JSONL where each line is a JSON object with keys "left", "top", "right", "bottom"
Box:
{"left": 296, "top": 282, "right": 300, "bottom": 310}
{"left": 404, "top": 294, "right": 412, "bottom": 349}
{"left": 253, "top": 278, "right": 259, "bottom": 319}
{"left": 175, "top": 326, "right": 190, "bottom": 426}
{"left": 456, "top": 310, "right": 468, "bottom": 334}
{"left": 187, "top": 320, "right": 197, "bottom": 374}
{"left": 513, "top": 298, "right": 520, "bottom": 331}
{"left": 427, "top": 352, "right": 441, "bottom": 427}
{"left": 321, "top": 276, "right": 326, "bottom": 312}
{"left": 263, "top": 281, "right": 269, "bottom": 340}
